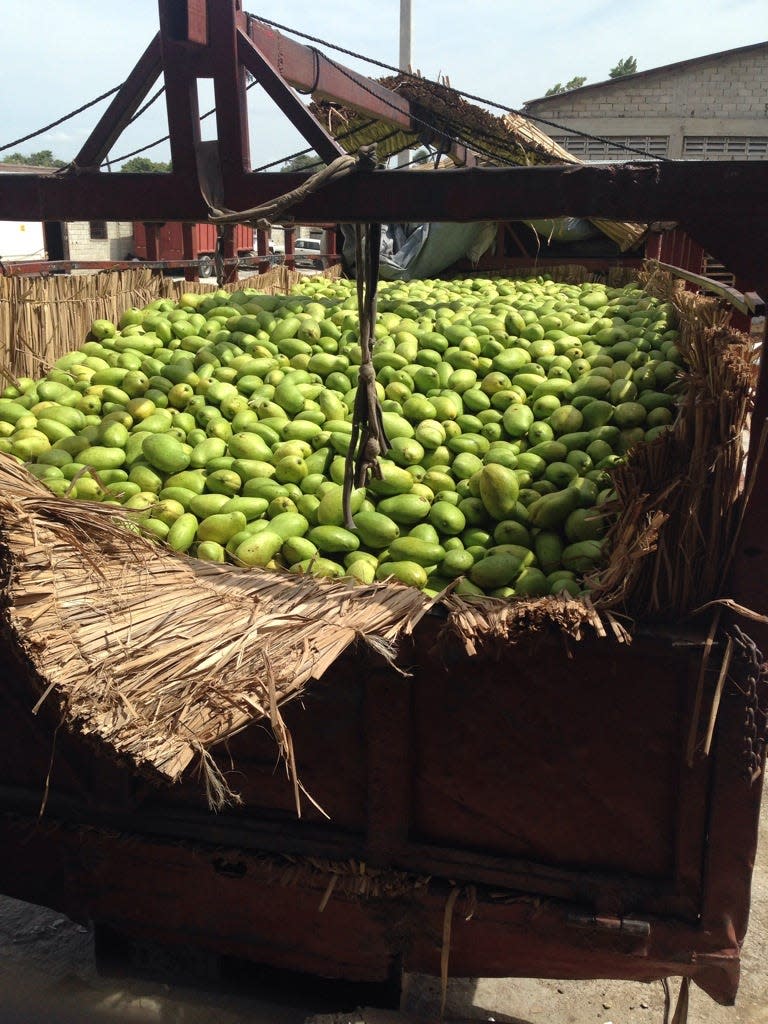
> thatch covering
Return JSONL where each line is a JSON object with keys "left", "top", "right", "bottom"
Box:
{"left": 0, "top": 455, "right": 432, "bottom": 805}
{"left": 310, "top": 75, "right": 646, "bottom": 253}
{"left": 0, "top": 265, "right": 758, "bottom": 805}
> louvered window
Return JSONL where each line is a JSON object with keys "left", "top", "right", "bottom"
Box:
{"left": 683, "top": 136, "right": 768, "bottom": 159}
{"left": 551, "top": 136, "right": 669, "bottom": 161}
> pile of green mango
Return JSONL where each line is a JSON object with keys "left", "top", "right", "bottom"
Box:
{"left": 0, "top": 274, "right": 683, "bottom": 598}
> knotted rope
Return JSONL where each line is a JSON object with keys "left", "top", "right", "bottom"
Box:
{"left": 342, "top": 222, "right": 389, "bottom": 528}
{"left": 201, "top": 143, "right": 387, "bottom": 530}
{"left": 207, "top": 144, "right": 378, "bottom": 230}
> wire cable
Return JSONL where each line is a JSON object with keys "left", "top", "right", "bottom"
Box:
{"left": 246, "top": 12, "right": 671, "bottom": 162}
{"left": 128, "top": 85, "right": 166, "bottom": 126}
{"left": 0, "top": 84, "right": 123, "bottom": 156}
{"left": 318, "top": 51, "right": 522, "bottom": 168}
{"left": 249, "top": 117, "right": 380, "bottom": 173}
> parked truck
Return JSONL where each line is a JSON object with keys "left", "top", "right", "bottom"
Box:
{"left": 132, "top": 222, "right": 255, "bottom": 276}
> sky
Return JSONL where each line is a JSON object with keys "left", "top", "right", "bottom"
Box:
{"left": 1, "top": 0, "right": 765, "bottom": 169}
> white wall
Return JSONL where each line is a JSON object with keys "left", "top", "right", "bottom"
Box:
{"left": 0, "top": 221, "right": 46, "bottom": 261}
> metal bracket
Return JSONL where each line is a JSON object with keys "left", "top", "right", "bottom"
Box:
{"left": 567, "top": 911, "right": 651, "bottom": 943}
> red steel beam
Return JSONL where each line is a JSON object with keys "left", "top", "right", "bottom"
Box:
{"left": 246, "top": 18, "right": 412, "bottom": 132}
{"left": 74, "top": 34, "right": 164, "bottom": 170}
{"left": 1, "top": 161, "right": 765, "bottom": 269}
{"left": 158, "top": 0, "right": 203, "bottom": 179}
{"left": 209, "top": 2, "right": 251, "bottom": 188}
{"left": 245, "top": 17, "right": 476, "bottom": 167}
{"left": 237, "top": 30, "right": 345, "bottom": 166}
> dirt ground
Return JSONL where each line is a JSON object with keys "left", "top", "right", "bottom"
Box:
{"left": 0, "top": 791, "right": 764, "bottom": 1024}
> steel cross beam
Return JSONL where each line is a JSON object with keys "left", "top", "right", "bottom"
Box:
{"left": 73, "top": 33, "right": 164, "bottom": 171}
{"left": 235, "top": 29, "right": 345, "bottom": 166}
{"left": 2, "top": 161, "right": 766, "bottom": 287}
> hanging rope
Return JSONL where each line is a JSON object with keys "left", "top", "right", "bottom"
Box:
{"left": 198, "top": 143, "right": 387, "bottom": 528}
{"left": 662, "top": 977, "right": 691, "bottom": 1024}
{"left": 342, "top": 222, "right": 389, "bottom": 529}
{"left": 214, "top": 225, "right": 227, "bottom": 286}
{"left": 207, "top": 144, "right": 379, "bottom": 229}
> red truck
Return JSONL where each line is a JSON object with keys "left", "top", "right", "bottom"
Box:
{"left": 132, "top": 222, "right": 256, "bottom": 277}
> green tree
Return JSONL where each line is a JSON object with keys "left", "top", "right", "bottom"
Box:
{"left": 280, "top": 153, "right": 318, "bottom": 173}
{"left": 609, "top": 56, "right": 638, "bottom": 78}
{"left": 120, "top": 156, "right": 171, "bottom": 173}
{"left": 3, "top": 149, "right": 66, "bottom": 167}
{"left": 544, "top": 75, "right": 587, "bottom": 97}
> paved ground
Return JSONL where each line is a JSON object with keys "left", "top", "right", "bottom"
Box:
{"left": 0, "top": 792, "right": 764, "bottom": 1024}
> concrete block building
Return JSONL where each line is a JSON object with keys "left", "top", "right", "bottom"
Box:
{"left": 523, "top": 41, "right": 768, "bottom": 162}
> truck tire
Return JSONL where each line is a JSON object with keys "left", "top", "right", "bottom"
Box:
{"left": 198, "top": 255, "right": 214, "bottom": 278}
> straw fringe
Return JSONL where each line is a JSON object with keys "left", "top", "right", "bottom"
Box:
{"left": 0, "top": 455, "right": 433, "bottom": 802}
{"left": 0, "top": 264, "right": 342, "bottom": 379}
{"left": 588, "top": 265, "right": 756, "bottom": 620}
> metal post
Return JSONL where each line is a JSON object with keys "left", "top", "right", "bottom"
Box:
{"left": 397, "top": 0, "right": 412, "bottom": 169}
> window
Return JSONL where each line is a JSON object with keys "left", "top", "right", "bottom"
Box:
{"left": 551, "top": 135, "right": 669, "bottom": 162}
{"left": 89, "top": 220, "right": 107, "bottom": 240}
{"left": 683, "top": 136, "right": 768, "bottom": 160}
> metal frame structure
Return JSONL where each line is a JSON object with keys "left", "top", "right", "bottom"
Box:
{"left": 0, "top": 0, "right": 766, "bottom": 294}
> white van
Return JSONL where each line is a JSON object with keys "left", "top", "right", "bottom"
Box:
{"left": 293, "top": 237, "right": 323, "bottom": 269}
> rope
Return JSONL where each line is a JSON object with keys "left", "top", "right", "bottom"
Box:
{"left": 247, "top": 12, "right": 671, "bottom": 163}
{"left": 0, "top": 84, "right": 123, "bottom": 156}
{"left": 128, "top": 85, "right": 166, "bottom": 126}
{"left": 214, "top": 226, "right": 227, "bottom": 287}
{"left": 342, "top": 222, "right": 389, "bottom": 529}
{"left": 207, "top": 144, "right": 378, "bottom": 229}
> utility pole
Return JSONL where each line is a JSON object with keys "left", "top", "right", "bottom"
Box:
{"left": 397, "top": 0, "right": 412, "bottom": 168}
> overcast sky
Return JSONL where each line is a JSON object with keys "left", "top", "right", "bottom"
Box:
{"left": 1, "top": 0, "right": 765, "bottom": 168}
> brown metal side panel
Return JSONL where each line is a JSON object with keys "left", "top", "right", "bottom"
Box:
{"left": 138, "top": 652, "right": 370, "bottom": 834}
{"left": 0, "top": 817, "right": 740, "bottom": 1002}
{"left": 409, "top": 639, "right": 683, "bottom": 877}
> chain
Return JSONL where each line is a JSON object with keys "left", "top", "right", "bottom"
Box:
{"left": 729, "top": 624, "right": 768, "bottom": 782}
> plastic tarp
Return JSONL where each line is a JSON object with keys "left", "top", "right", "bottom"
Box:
{"left": 341, "top": 222, "right": 496, "bottom": 281}
{"left": 524, "top": 218, "right": 600, "bottom": 243}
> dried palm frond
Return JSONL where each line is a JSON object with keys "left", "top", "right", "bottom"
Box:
{"left": 590, "top": 266, "right": 756, "bottom": 619}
